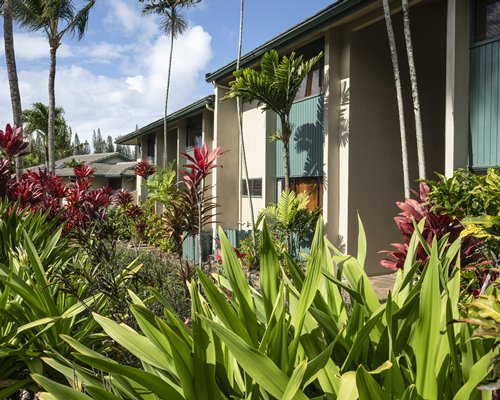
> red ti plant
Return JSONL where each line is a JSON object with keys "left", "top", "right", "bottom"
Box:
{"left": 179, "top": 143, "right": 225, "bottom": 267}
{"left": 380, "top": 182, "right": 485, "bottom": 284}
{"left": 135, "top": 160, "right": 155, "bottom": 180}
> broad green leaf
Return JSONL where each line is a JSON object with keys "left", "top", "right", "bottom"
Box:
{"left": 282, "top": 360, "right": 307, "bottom": 400}
{"left": 338, "top": 371, "right": 358, "bottom": 400}
{"left": 32, "top": 374, "right": 93, "bottom": 400}
{"left": 355, "top": 365, "right": 385, "bottom": 400}
{"left": 92, "top": 313, "right": 171, "bottom": 370}
{"left": 453, "top": 351, "right": 494, "bottom": 400}
{"left": 202, "top": 317, "right": 308, "bottom": 400}
{"left": 413, "top": 238, "right": 441, "bottom": 399}
{"left": 356, "top": 214, "right": 367, "bottom": 267}
{"left": 260, "top": 221, "right": 280, "bottom": 320}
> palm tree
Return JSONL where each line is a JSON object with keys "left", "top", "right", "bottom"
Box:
{"left": 2, "top": 0, "right": 23, "bottom": 177}
{"left": 23, "top": 102, "right": 68, "bottom": 167}
{"left": 140, "top": 0, "right": 201, "bottom": 169}
{"left": 234, "top": 0, "right": 257, "bottom": 258}
{"left": 382, "top": 0, "right": 410, "bottom": 198}
{"left": 224, "top": 49, "right": 323, "bottom": 191}
{"left": 13, "top": 0, "right": 96, "bottom": 173}
{"left": 402, "top": 0, "right": 426, "bottom": 179}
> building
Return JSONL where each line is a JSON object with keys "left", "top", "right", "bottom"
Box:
{"left": 29, "top": 152, "right": 136, "bottom": 193}
{"left": 122, "top": 0, "right": 499, "bottom": 275}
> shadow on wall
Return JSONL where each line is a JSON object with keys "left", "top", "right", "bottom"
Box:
{"left": 293, "top": 99, "right": 325, "bottom": 177}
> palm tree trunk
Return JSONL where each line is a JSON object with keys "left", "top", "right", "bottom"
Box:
{"left": 48, "top": 44, "right": 57, "bottom": 173}
{"left": 382, "top": 0, "right": 410, "bottom": 198}
{"left": 282, "top": 118, "right": 291, "bottom": 191}
{"left": 402, "top": 0, "right": 425, "bottom": 179}
{"left": 236, "top": 0, "right": 257, "bottom": 257}
{"left": 3, "top": 0, "right": 23, "bottom": 177}
{"left": 164, "top": 32, "right": 174, "bottom": 169}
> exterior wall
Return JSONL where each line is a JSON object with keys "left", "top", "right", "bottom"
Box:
{"left": 167, "top": 129, "right": 177, "bottom": 167}
{"left": 213, "top": 86, "right": 240, "bottom": 229}
{"left": 90, "top": 176, "right": 108, "bottom": 189}
{"left": 445, "top": 0, "right": 470, "bottom": 174}
{"left": 240, "top": 102, "right": 268, "bottom": 227}
{"left": 347, "top": 0, "right": 447, "bottom": 275}
{"left": 121, "top": 177, "right": 136, "bottom": 191}
{"left": 155, "top": 127, "right": 164, "bottom": 169}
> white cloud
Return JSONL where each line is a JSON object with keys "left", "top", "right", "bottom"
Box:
{"left": 0, "top": 25, "right": 213, "bottom": 144}
{"left": 0, "top": 33, "right": 72, "bottom": 61}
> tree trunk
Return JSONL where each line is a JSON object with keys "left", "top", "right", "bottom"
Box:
{"left": 402, "top": 0, "right": 426, "bottom": 179}
{"left": 236, "top": 0, "right": 257, "bottom": 257}
{"left": 282, "top": 117, "right": 291, "bottom": 191}
{"left": 382, "top": 0, "right": 410, "bottom": 198}
{"left": 3, "top": 0, "right": 23, "bottom": 177}
{"left": 164, "top": 32, "right": 174, "bottom": 169}
{"left": 48, "top": 44, "right": 57, "bottom": 173}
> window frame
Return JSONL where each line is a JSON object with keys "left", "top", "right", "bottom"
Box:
{"left": 241, "top": 178, "right": 263, "bottom": 197}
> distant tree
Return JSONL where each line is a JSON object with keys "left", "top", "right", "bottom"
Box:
{"left": 73, "top": 132, "right": 81, "bottom": 155}
{"left": 139, "top": 0, "right": 201, "bottom": 168}
{"left": 23, "top": 102, "right": 67, "bottom": 167}
{"left": 224, "top": 49, "right": 322, "bottom": 190}
{"left": 56, "top": 124, "right": 73, "bottom": 159}
{"left": 13, "top": 0, "right": 97, "bottom": 173}
{"left": 92, "top": 128, "right": 106, "bottom": 153}
{"left": 106, "top": 135, "right": 114, "bottom": 153}
{"left": 82, "top": 140, "right": 90, "bottom": 155}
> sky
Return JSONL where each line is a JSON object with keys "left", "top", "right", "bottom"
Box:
{"left": 0, "top": 0, "right": 334, "bottom": 144}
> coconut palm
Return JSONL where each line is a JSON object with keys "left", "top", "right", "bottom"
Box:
{"left": 13, "top": 0, "right": 96, "bottom": 173}
{"left": 2, "top": 0, "right": 23, "bottom": 176}
{"left": 382, "top": 0, "right": 410, "bottom": 198}
{"left": 139, "top": 0, "right": 201, "bottom": 169}
{"left": 224, "top": 49, "right": 323, "bottom": 191}
{"left": 23, "top": 102, "right": 68, "bottom": 167}
{"left": 402, "top": 0, "right": 426, "bottom": 179}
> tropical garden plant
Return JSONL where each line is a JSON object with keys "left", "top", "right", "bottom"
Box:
{"left": 28, "top": 217, "right": 497, "bottom": 399}
{"left": 223, "top": 49, "right": 323, "bottom": 191}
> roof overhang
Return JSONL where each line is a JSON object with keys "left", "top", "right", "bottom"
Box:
{"left": 116, "top": 95, "right": 214, "bottom": 145}
{"left": 205, "top": 0, "right": 374, "bottom": 83}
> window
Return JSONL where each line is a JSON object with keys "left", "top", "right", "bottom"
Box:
{"left": 186, "top": 116, "right": 203, "bottom": 148}
{"left": 108, "top": 178, "right": 122, "bottom": 190}
{"left": 295, "top": 39, "right": 324, "bottom": 100}
{"left": 147, "top": 133, "right": 155, "bottom": 164}
{"left": 242, "top": 178, "right": 262, "bottom": 197}
{"left": 276, "top": 176, "right": 323, "bottom": 210}
{"left": 474, "top": 0, "right": 500, "bottom": 43}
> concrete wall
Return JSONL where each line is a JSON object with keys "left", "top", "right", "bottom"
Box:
{"left": 213, "top": 86, "right": 240, "bottom": 228}
{"left": 121, "top": 177, "right": 136, "bottom": 191}
{"left": 155, "top": 128, "right": 164, "bottom": 169}
{"left": 240, "top": 102, "right": 268, "bottom": 227}
{"left": 167, "top": 129, "right": 177, "bottom": 167}
{"left": 347, "top": 0, "right": 447, "bottom": 274}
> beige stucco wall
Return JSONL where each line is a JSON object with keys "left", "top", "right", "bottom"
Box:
{"left": 121, "top": 177, "right": 136, "bottom": 191}
{"left": 155, "top": 128, "right": 164, "bottom": 169}
{"left": 240, "top": 102, "right": 268, "bottom": 227}
{"left": 347, "top": 0, "right": 447, "bottom": 275}
{"left": 213, "top": 86, "right": 240, "bottom": 229}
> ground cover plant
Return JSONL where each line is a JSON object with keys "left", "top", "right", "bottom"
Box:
{"left": 30, "top": 218, "right": 497, "bottom": 399}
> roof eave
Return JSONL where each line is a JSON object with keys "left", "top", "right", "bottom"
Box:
{"left": 205, "top": 0, "right": 370, "bottom": 83}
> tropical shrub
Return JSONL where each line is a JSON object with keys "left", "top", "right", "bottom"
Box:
{"left": 380, "top": 182, "right": 486, "bottom": 294}
{"left": 0, "top": 202, "right": 113, "bottom": 398}
{"left": 256, "top": 189, "right": 321, "bottom": 260}
{"left": 33, "top": 218, "right": 495, "bottom": 399}
{"left": 426, "top": 168, "right": 500, "bottom": 269}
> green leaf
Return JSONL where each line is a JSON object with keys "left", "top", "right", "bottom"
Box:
{"left": 355, "top": 365, "right": 385, "bottom": 400}
{"left": 453, "top": 351, "right": 494, "bottom": 400}
{"left": 260, "top": 221, "right": 280, "bottom": 320}
{"left": 202, "top": 317, "right": 308, "bottom": 400}
{"left": 338, "top": 371, "right": 358, "bottom": 400}
{"left": 282, "top": 360, "right": 307, "bottom": 400}
{"left": 32, "top": 374, "right": 93, "bottom": 400}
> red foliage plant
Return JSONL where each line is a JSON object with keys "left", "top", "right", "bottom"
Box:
{"left": 380, "top": 182, "right": 484, "bottom": 272}
{"left": 135, "top": 160, "right": 155, "bottom": 180}
{"left": 0, "top": 123, "right": 112, "bottom": 235}
{"left": 180, "top": 143, "right": 225, "bottom": 188}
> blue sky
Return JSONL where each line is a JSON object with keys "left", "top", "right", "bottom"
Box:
{"left": 0, "top": 0, "right": 334, "bottom": 143}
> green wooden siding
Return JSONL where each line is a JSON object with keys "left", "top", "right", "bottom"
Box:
{"left": 276, "top": 95, "right": 324, "bottom": 177}
{"left": 470, "top": 39, "right": 500, "bottom": 168}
